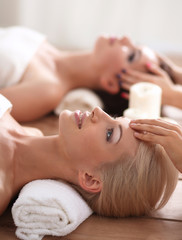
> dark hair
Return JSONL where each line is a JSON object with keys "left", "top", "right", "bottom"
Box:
{"left": 160, "top": 60, "right": 176, "bottom": 83}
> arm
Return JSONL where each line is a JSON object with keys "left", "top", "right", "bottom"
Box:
{"left": 157, "top": 53, "right": 182, "bottom": 84}
{"left": 122, "top": 63, "right": 182, "bottom": 109}
{"left": 0, "top": 81, "right": 62, "bottom": 122}
{"left": 130, "top": 119, "right": 182, "bottom": 173}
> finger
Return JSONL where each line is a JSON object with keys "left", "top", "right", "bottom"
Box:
{"left": 130, "top": 118, "right": 181, "bottom": 133}
{"left": 146, "top": 63, "right": 167, "bottom": 77}
{"left": 125, "top": 68, "right": 152, "bottom": 80}
{"left": 121, "top": 74, "right": 142, "bottom": 90}
{"left": 130, "top": 122, "right": 172, "bottom": 136}
{"left": 121, "top": 82, "right": 131, "bottom": 91}
{"left": 121, "top": 74, "right": 139, "bottom": 84}
{"left": 130, "top": 118, "right": 179, "bottom": 129}
{"left": 125, "top": 69, "right": 145, "bottom": 78}
{"left": 120, "top": 92, "right": 129, "bottom": 99}
{"left": 133, "top": 130, "right": 167, "bottom": 146}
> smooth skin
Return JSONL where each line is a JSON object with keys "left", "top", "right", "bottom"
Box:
{"left": 0, "top": 34, "right": 161, "bottom": 122}
{"left": 0, "top": 106, "right": 139, "bottom": 215}
{"left": 1, "top": 29, "right": 182, "bottom": 122}
{"left": 130, "top": 118, "right": 182, "bottom": 173}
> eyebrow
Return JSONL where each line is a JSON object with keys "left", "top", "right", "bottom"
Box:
{"left": 116, "top": 124, "right": 122, "bottom": 144}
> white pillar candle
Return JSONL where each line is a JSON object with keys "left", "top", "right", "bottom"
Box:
{"left": 123, "top": 82, "right": 162, "bottom": 119}
{"left": 123, "top": 108, "right": 149, "bottom": 120}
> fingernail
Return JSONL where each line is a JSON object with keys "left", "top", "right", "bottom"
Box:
{"left": 146, "top": 62, "right": 152, "bottom": 68}
{"left": 115, "top": 73, "right": 122, "bottom": 79}
{"left": 121, "top": 69, "right": 127, "bottom": 73}
{"left": 134, "top": 131, "right": 140, "bottom": 136}
{"left": 130, "top": 120, "right": 136, "bottom": 123}
{"left": 121, "top": 92, "right": 128, "bottom": 99}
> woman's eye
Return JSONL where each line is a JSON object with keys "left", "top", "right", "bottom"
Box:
{"left": 128, "top": 52, "right": 135, "bottom": 62}
{"left": 106, "top": 128, "right": 114, "bottom": 142}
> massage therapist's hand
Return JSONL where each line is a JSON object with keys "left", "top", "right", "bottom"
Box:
{"left": 130, "top": 119, "right": 182, "bottom": 173}
{"left": 121, "top": 63, "right": 174, "bottom": 105}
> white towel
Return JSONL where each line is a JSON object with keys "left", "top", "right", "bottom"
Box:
{"left": 54, "top": 88, "right": 104, "bottom": 115}
{"left": 12, "top": 179, "right": 93, "bottom": 240}
{"left": 0, "top": 26, "right": 45, "bottom": 88}
{"left": 0, "top": 94, "right": 12, "bottom": 118}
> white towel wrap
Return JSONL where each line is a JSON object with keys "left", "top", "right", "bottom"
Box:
{"left": 12, "top": 180, "right": 93, "bottom": 240}
{"left": 0, "top": 94, "right": 12, "bottom": 118}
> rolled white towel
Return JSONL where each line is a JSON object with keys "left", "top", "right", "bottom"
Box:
{"left": 54, "top": 88, "right": 104, "bottom": 115}
{"left": 12, "top": 180, "right": 93, "bottom": 240}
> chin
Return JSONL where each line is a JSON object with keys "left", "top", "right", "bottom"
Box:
{"left": 59, "top": 109, "right": 72, "bottom": 117}
{"left": 59, "top": 109, "right": 72, "bottom": 125}
{"left": 94, "top": 36, "right": 108, "bottom": 50}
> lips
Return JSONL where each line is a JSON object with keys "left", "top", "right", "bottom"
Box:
{"left": 74, "top": 111, "right": 87, "bottom": 129}
{"left": 109, "top": 37, "right": 116, "bottom": 45}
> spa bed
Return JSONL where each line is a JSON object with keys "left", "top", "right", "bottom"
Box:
{"left": 0, "top": 112, "right": 182, "bottom": 240}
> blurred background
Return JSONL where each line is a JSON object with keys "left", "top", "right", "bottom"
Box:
{"left": 0, "top": 0, "right": 181, "bottom": 55}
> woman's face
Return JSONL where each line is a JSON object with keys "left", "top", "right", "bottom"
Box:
{"left": 59, "top": 107, "right": 139, "bottom": 171}
{"left": 93, "top": 36, "right": 159, "bottom": 75}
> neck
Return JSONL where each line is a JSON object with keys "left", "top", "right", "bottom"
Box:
{"left": 13, "top": 134, "right": 78, "bottom": 194}
{"left": 56, "top": 50, "right": 101, "bottom": 90}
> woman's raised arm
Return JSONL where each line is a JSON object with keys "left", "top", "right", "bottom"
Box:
{"left": 121, "top": 62, "right": 182, "bottom": 109}
{"left": 130, "top": 118, "right": 182, "bottom": 173}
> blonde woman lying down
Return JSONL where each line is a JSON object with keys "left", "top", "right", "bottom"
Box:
{"left": 1, "top": 26, "right": 181, "bottom": 122}
{"left": 0, "top": 94, "right": 178, "bottom": 217}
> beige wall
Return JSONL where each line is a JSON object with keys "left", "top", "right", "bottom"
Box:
{"left": 0, "top": 0, "right": 181, "bottom": 54}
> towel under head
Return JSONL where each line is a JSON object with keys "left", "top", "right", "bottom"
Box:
{"left": 12, "top": 179, "right": 93, "bottom": 240}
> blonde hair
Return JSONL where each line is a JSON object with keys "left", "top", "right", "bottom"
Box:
{"left": 72, "top": 142, "right": 178, "bottom": 217}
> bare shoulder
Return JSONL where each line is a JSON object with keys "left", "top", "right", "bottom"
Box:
{"left": 0, "top": 147, "right": 14, "bottom": 216}
{"left": 0, "top": 113, "right": 19, "bottom": 215}
{"left": 0, "top": 147, "right": 14, "bottom": 215}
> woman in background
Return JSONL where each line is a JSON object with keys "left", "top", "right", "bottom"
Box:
{"left": 0, "top": 94, "right": 178, "bottom": 217}
{"left": 1, "top": 26, "right": 180, "bottom": 122}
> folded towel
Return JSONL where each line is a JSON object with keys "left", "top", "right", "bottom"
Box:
{"left": 54, "top": 88, "right": 104, "bottom": 115}
{"left": 12, "top": 180, "right": 93, "bottom": 240}
{"left": 0, "top": 94, "right": 12, "bottom": 118}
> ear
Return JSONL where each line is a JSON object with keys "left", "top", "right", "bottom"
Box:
{"left": 78, "top": 171, "right": 102, "bottom": 193}
{"left": 100, "top": 76, "right": 119, "bottom": 94}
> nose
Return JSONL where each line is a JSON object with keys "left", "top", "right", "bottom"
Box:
{"left": 91, "top": 107, "right": 101, "bottom": 123}
{"left": 91, "top": 107, "right": 109, "bottom": 123}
